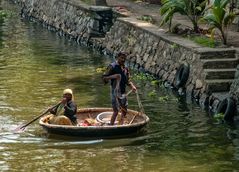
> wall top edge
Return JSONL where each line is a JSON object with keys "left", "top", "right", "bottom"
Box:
{"left": 117, "top": 17, "right": 236, "bottom": 54}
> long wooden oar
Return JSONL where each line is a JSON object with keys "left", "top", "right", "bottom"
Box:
{"left": 117, "top": 89, "right": 133, "bottom": 99}
{"left": 129, "top": 90, "right": 145, "bottom": 124}
{"left": 13, "top": 103, "right": 60, "bottom": 133}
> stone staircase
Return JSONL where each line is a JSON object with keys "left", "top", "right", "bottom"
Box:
{"left": 201, "top": 51, "right": 239, "bottom": 92}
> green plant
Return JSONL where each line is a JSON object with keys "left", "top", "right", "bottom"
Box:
{"left": 170, "top": 43, "right": 179, "bottom": 48}
{"left": 0, "top": 10, "right": 14, "bottom": 22}
{"left": 160, "top": 0, "right": 206, "bottom": 32}
{"left": 0, "top": 10, "right": 8, "bottom": 21}
{"left": 96, "top": 67, "right": 107, "bottom": 73}
{"left": 126, "top": 35, "right": 136, "bottom": 46}
{"left": 158, "top": 95, "right": 169, "bottom": 102}
{"left": 132, "top": 72, "right": 155, "bottom": 81}
{"left": 189, "top": 35, "right": 217, "bottom": 47}
{"left": 151, "top": 80, "right": 160, "bottom": 86}
{"left": 137, "top": 15, "right": 155, "bottom": 23}
{"left": 148, "top": 90, "right": 157, "bottom": 97}
{"left": 214, "top": 113, "right": 224, "bottom": 121}
{"left": 202, "top": 0, "right": 238, "bottom": 45}
{"left": 133, "top": 73, "right": 147, "bottom": 81}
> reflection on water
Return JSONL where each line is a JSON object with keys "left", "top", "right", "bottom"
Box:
{"left": 1, "top": 0, "right": 239, "bottom": 171}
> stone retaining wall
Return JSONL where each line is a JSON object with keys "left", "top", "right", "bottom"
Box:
{"left": 13, "top": 0, "right": 239, "bottom": 115}
{"left": 230, "top": 49, "right": 239, "bottom": 99}
{"left": 103, "top": 18, "right": 237, "bottom": 109}
{"left": 18, "top": 0, "right": 103, "bottom": 45}
{"left": 104, "top": 18, "right": 205, "bottom": 96}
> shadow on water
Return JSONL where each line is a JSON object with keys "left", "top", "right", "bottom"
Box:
{"left": 36, "top": 132, "right": 149, "bottom": 149}
{"left": 0, "top": 126, "right": 149, "bottom": 150}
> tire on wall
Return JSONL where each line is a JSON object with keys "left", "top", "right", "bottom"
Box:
{"left": 215, "top": 97, "right": 237, "bottom": 122}
{"left": 175, "top": 63, "right": 190, "bottom": 89}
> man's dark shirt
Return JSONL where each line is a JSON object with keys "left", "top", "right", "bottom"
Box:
{"left": 103, "top": 61, "right": 130, "bottom": 94}
{"left": 51, "top": 100, "right": 77, "bottom": 123}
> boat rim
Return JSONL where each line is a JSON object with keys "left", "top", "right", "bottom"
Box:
{"left": 39, "top": 107, "right": 149, "bottom": 129}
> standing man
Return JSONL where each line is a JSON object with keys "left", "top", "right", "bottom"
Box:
{"left": 102, "top": 52, "right": 137, "bottom": 125}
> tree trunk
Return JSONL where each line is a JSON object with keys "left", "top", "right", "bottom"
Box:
{"left": 220, "top": 28, "right": 227, "bottom": 45}
{"left": 95, "top": 0, "right": 107, "bottom": 6}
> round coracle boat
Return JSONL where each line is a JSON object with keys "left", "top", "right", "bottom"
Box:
{"left": 39, "top": 107, "right": 149, "bottom": 138}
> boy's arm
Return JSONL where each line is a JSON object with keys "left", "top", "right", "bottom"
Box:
{"left": 103, "top": 74, "right": 121, "bottom": 81}
{"left": 129, "top": 81, "right": 137, "bottom": 92}
{"left": 64, "top": 102, "right": 77, "bottom": 116}
{"left": 102, "top": 65, "right": 121, "bottom": 83}
{"left": 126, "top": 68, "right": 137, "bottom": 92}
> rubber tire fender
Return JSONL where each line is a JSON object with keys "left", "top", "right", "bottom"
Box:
{"left": 215, "top": 97, "right": 237, "bottom": 122}
{"left": 175, "top": 63, "right": 190, "bottom": 89}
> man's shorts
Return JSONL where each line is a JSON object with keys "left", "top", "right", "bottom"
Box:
{"left": 111, "top": 88, "right": 128, "bottom": 111}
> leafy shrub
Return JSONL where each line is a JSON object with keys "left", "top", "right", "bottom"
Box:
{"left": 202, "top": 0, "right": 239, "bottom": 45}
{"left": 160, "top": 0, "right": 206, "bottom": 32}
{"left": 188, "top": 35, "right": 218, "bottom": 47}
{"left": 137, "top": 15, "right": 155, "bottom": 24}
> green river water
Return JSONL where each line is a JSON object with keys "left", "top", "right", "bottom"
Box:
{"left": 1, "top": 1, "right": 239, "bottom": 171}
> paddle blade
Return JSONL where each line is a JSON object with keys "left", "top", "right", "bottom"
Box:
{"left": 12, "top": 103, "right": 59, "bottom": 133}
{"left": 12, "top": 124, "right": 27, "bottom": 133}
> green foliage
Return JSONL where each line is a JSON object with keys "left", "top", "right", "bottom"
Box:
{"left": 148, "top": 90, "right": 157, "bottom": 97}
{"left": 133, "top": 72, "right": 147, "bottom": 81}
{"left": 158, "top": 95, "right": 169, "bottom": 102}
{"left": 160, "top": 0, "right": 206, "bottom": 32}
{"left": 189, "top": 35, "right": 217, "bottom": 47}
{"left": 126, "top": 35, "right": 136, "bottom": 46}
{"left": 170, "top": 43, "right": 179, "bottom": 49}
{"left": 0, "top": 11, "right": 7, "bottom": 17}
{"left": 0, "top": 10, "right": 14, "bottom": 22}
{"left": 96, "top": 67, "right": 107, "bottom": 73}
{"left": 214, "top": 113, "right": 224, "bottom": 121}
{"left": 137, "top": 15, "right": 155, "bottom": 23}
{"left": 0, "top": 10, "right": 8, "bottom": 21}
{"left": 202, "top": 0, "right": 238, "bottom": 45}
{"left": 147, "top": 91, "right": 171, "bottom": 102}
{"left": 132, "top": 72, "right": 155, "bottom": 82}
{"left": 151, "top": 80, "right": 160, "bottom": 86}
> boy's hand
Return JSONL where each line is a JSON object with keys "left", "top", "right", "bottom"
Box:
{"left": 61, "top": 98, "right": 67, "bottom": 105}
{"left": 129, "top": 82, "right": 137, "bottom": 92}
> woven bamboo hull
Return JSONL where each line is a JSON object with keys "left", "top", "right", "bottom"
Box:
{"left": 39, "top": 107, "right": 149, "bottom": 138}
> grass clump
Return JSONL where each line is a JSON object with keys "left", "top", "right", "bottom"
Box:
{"left": 189, "top": 35, "right": 218, "bottom": 48}
{"left": 137, "top": 15, "right": 154, "bottom": 24}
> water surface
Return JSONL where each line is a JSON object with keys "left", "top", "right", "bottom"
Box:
{"left": 1, "top": 1, "right": 239, "bottom": 171}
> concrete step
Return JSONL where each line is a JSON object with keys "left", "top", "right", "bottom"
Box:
{"left": 202, "top": 58, "right": 239, "bottom": 69}
{"left": 204, "top": 68, "right": 237, "bottom": 79}
{"left": 206, "top": 79, "right": 233, "bottom": 92}
{"left": 200, "top": 49, "right": 235, "bottom": 59}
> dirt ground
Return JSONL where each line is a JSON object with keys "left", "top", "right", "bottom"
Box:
{"left": 106, "top": 0, "right": 239, "bottom": 48}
